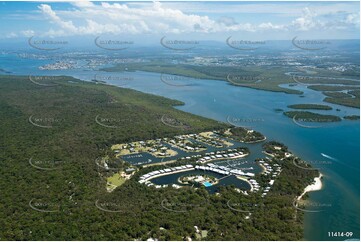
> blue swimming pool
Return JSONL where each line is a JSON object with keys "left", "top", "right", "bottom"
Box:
{"left": 203, "top": 181, "right": 213, "bottom": 187}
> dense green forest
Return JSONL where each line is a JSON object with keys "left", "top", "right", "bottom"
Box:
{"left": 0, "top": 75, "right": 318, "bottom": 240}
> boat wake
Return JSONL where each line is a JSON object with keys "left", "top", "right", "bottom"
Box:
{"left": 321, "top": 153, "right": 356, "bottom": 169}
{"left": 321, "top": 153, "right": 337, "bottom": 161}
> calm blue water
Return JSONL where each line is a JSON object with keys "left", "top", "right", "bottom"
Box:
{"left": 1, "top": 53, "right": 359, "bottom": 240}
{"left": 150, "top": 170, "right": 251, "bottom": 193}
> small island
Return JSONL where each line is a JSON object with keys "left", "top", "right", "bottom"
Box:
{"left": 284, "top": 111, "right": 342, "bottom": 122}
{"left": 344, "top": 115, "right": 360, "bottom": 120}
{"left": 288, "top": 104, "right": 332, "bottom": 110}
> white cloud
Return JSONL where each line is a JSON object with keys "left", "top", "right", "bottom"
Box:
{"left": 38, "top": 4, "right": 77, "bottom": 32}
{"left": 345, "top": 13, "right": 360, "bottom": 25}
{"left": 6, "top": 32, "right": 17, "bottom": 38}
{"left": 258, "top": 22, "right": 286, "bottom": 31}
{"left": 291, "top": 7, "right": 319, "bottom": 31}
{"left": 27, "top": 1, "right": 359, "bottom": 36}
{"left": 71, "top": 1, "right": 94, "bottom": 8}
{"left": 36, "top": 1, "right": 282, "bottom": 35}
{"left": 21, "top": 29, "right": 35, "bottom": 37}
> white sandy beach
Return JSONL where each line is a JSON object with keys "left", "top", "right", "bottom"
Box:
{"left": 297, "top": 173, "right": 323, "bottom": 201}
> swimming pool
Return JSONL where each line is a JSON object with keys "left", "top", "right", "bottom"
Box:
{"left": 203, "top": 181, "right": 213, "bottom": 187}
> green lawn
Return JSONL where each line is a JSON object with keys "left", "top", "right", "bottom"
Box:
{"left": 107, "top": 172, "right": 127, "bottom": 187}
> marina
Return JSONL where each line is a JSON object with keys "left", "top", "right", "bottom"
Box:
{"left": 148, "top": 169, "right": 252, "bottom": 193}
{"left": 138, "top": 162, "right": 267, "bottom": 194}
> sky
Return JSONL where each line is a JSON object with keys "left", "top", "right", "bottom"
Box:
{"left": 0, "top": 1, "right": 359, "bottom": 41}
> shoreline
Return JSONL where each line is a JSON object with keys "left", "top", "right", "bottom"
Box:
{"left": 236, "top": 176, "right": 254, "bottom": 192}
{"left": 141, "top": 152, "right": 250, "bottom": 167}
{"left": 297, "top": 173, "right": 323, "bottom": 201}
{"left": 197, "top": 152, "right": 249, "bottom": 163}
{"left": 143, "top": 159, "right": 176, "bottom": 167}
{"left": 258, "top": 162, "right": 267, "bottom": 174}
{"left": 262, "top": 151, "right": 276, "bottom": 157}
{"left": 242, "top": 136, "right": 267, "bottom": 144}
{"left": 145, "top": 167, "right": 196, "bottom": 181}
